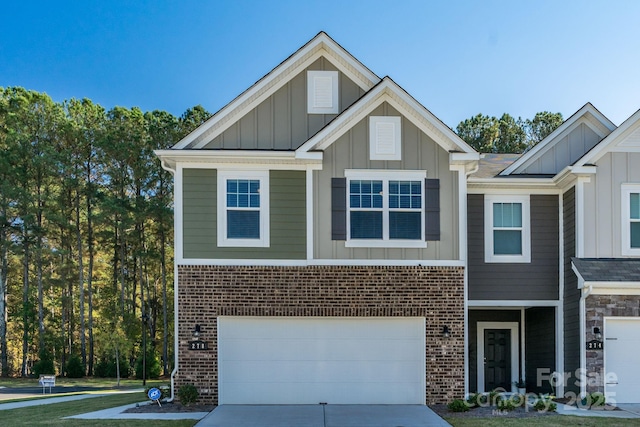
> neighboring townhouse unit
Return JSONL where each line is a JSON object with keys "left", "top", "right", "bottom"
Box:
{"left": 156, "top": 32, "right": 640, "bottom": 406}
{"left": 470, "top": 103, "right": 640, "bottom": 404}
{"left": 156, "top": 32, "right": 479, "bottom": 405}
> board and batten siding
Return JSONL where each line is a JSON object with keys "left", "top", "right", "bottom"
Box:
{"left": 467, "top": 194, "right": 559, "bottom": 300}
{"left": 562, "top": 187, "right": 580, "bottom": 394}
{"left": 517, "top": 123, "right": 602, "bottom": 175}
{"left": 313, "top": 102, "right": 459, "bottom": 260}
{"left": 583, "top": 152, "right": 640, "bottom": 257}
{"left": 201, "top": 57, "right": 365, "bottom": 151}
{"left": 182, "top": 168, "right": 306, "bottom": 259}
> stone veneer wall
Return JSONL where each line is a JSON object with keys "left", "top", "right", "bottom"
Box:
{"left": 585, "top": 294, "right": 640, "bottom": 393}
{"left": 176, "top": 265, "right": 465, "bottom": 404}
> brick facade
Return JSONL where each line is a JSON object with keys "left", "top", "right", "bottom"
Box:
{"left": 585, "top": 294, "right": 640, "bottom": 393}
{"left": 176, "top": 265, "right": 465, "bottom": 404}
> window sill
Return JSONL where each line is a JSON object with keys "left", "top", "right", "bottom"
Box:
{"left": 345, "top": 240, "right": 427, "bottom": 249}
{"left": 218, "top": 238, "right": 270, "bottom": 248}
{"left": 484, "top": 254, "right": 531, "bottom": 263}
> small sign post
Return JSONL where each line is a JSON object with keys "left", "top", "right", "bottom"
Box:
{"left": 148, "top": 387, "right": 162, "bottom": 407}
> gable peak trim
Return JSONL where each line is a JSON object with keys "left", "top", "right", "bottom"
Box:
{"left": 500, "top": 102, "right": 616, "bottom": 176}
{"left": 173, "top": 32, "right": 380, "bottom": 150}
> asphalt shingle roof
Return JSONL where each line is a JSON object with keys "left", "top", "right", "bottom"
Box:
{"left": 571, "top": 258, "right": 640, "bottom": 282}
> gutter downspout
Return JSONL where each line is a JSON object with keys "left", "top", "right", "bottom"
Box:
{"left": 578, "top": 279, "right": 593, "bottom": 399}
{"left": 456, "top": 160, "right": 479, "bottom": 397}
{"left": 160, "top": 159, "right": 179, "bottom": 402}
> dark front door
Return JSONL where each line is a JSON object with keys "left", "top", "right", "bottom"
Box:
{"left": 484, "top": 329, "right": 511, "bottom": 391}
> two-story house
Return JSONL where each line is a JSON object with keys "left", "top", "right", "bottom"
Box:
{"left": 156, "top": 32, "right": 640, "bottom": 406}
{"left": 156, "top": 32, "right": 478, "bottom": 405}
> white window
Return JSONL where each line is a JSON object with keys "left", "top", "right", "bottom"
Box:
{"left": 345, "top": 170, "right": 426, "bottom": 248}
{"left": 369, "top": 116, "right": 401, "bottom": 161}
{"left": 484, "top": 195, "right": 531, "bottom": 263}
{"left": 307, "top": 71, "right": 339, "bottom": 114}
{"left": 622, "top": 184, "right": 640, "bottom": 255}
{"left": 217, "top": 170, "right": 269, "bottom": 247}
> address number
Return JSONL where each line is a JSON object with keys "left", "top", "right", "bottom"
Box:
{"left": 189, "top": 340, "right": 209, "bottom": 350}
{"left": 587, "top": 340, "right": 603, "bottom": 350}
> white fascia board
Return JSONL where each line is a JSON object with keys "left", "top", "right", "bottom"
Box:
{"left": 571, "top": 261, "right": 586, "bottom": 289}
{"left": 450, "top": 152, "right": 480, "bottom": 162}
{"left": 297, "top": 78, "right": 477, "bottom": 157}
{"left": 155, "top": 150, "right": 322, "bottom": 170}
{"left": 467, "top": 179, "right": 559, "bottom": 194}
{"left": 177, "top": 258, "right": 465, "bottom": 267}
{"left": 574, "top": 108, "right": 640, "bottom": 167}
{"left": 468, "top": 300, "right": 560, "bottom": 307}
{"left": 500, "top": 103, "right": 615, "bottom": 176}
{"left": 173, "top": 33, "right": 380, "bottom": 150}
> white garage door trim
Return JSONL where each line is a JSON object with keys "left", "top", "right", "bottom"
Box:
{"left": 218, "top": 316, "right": 426, "bottom": 405}
{"left": 604, "top": 317, "right": 640, "bottom": 404}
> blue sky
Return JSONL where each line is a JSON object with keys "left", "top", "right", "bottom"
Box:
{"left": 2, "top": 1, "right": 639, "bottom": 128}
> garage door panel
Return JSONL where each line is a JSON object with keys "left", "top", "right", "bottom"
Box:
{"left": 222, "top": 338, "right": 423, "bottom": 361}
{"left": 218, "top": 317, "right": 425, "bottom": 404}
{"left": 222, "top": 360, "right": 424, "bottom": 383}
{"left": 605, "top": 319, "right": 640, "bottom": 404}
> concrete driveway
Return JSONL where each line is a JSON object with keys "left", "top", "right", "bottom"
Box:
{"left": 196, "top": 405, "right": 451, "bottom": 427}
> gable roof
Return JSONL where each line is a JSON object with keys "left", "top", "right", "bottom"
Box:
{"left": 573, "top": 107, "right": 640, "bottom": 167}
{"left": 173, "top": 32, "right": 380, "bottom": 150}
{"left": 296, "top": 77, "right": 477, "bottom": 157}
{"left": 500, "top": 103, "right": 616, "bottom": 176}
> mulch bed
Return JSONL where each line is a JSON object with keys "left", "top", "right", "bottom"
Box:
{"left": 429, "top": 404, "right": 560, "bottom": 419}
{"left": 123, "top": 401, "right": 216, "bottom": 413}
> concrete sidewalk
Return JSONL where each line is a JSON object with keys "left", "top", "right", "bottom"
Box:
{"left": 556, "top": 403, "right": 640, "bottom": 418}
{"left": 0, "top": 393, "right": 106, "bottom": 410}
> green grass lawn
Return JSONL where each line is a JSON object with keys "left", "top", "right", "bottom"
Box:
{"left": 0, "top": 393, "right": 197, "bottom": 427}
{"left": 446, "top": 416, "right": 640, "bottom": 426}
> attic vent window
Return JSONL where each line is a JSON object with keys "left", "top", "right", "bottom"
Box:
{"left": 370, "top": 116, "right": 401, "bottom": 161}
{"left": 307, "top": 71, "right": 338, "bottom": 114}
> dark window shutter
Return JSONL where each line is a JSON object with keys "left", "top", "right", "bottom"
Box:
{"left": 425, "top": 178, "right": 440, "bottom": 241}
{"left": 331, "top": 178, "right": 347, "bottom": 240}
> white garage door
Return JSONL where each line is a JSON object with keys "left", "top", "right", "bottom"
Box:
{"left": 218, "top": 317, "right": 425, "bottom": 404}
{"left": 605, "top": 318, "right": 640, "bottom": 404}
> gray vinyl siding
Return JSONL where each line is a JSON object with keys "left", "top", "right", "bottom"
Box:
{"left": 525, "top": 307, "right": 556, "bottom": 394}
{"left": 563, "top": 187, "right": 580, "bottom": 394}
{"left": 468, "top": 310, "right": 521, "bottom": 393}
{"left": 313, "top": 102, "right": 458, "bottom": 260}
{"left": 203, "top": 57, "right": 365, "bottom": 150}
{"left": 182, "top": 168, "right": 306, "bottom": 259}
{"left": 468, "top": 194, "right": 559, "bottom": 300}
{"left": 516, "top": 123, "right": 602, "bottom": 175}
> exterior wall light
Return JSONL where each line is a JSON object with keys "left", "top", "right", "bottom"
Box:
{"left": 193, "top": 324, "right": 202, "bottom": 338}
{"left": 593, "top": 327, "right": 602, "bottom": 340}
{"left": 442, "top": 325, "right": 450, "bottom": 338}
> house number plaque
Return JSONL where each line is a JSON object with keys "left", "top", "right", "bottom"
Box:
{"left": 189, "top": 340, "right": 209, "bottom": 351}
{"left": 586, "top": 340, "right": 603, "bottom": 350}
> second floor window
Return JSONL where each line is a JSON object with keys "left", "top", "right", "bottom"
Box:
{"left": 485, "top": 195, "right": 531, "bottom": 263}
{"left": 217, "top": 170, "right": 270, "bottom": 247}
{"left": 345, "top": 170, "right": 426, "bottom": 248}
{"left": 622, "top": 184, "right": 640, "bottom": 255}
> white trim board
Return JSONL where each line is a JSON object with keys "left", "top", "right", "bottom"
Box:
{"left": 477, "top": 322, "right": 519, "bottom": 393}
{"left": 177, "top": 258, "right": 465, "bottom": 267}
